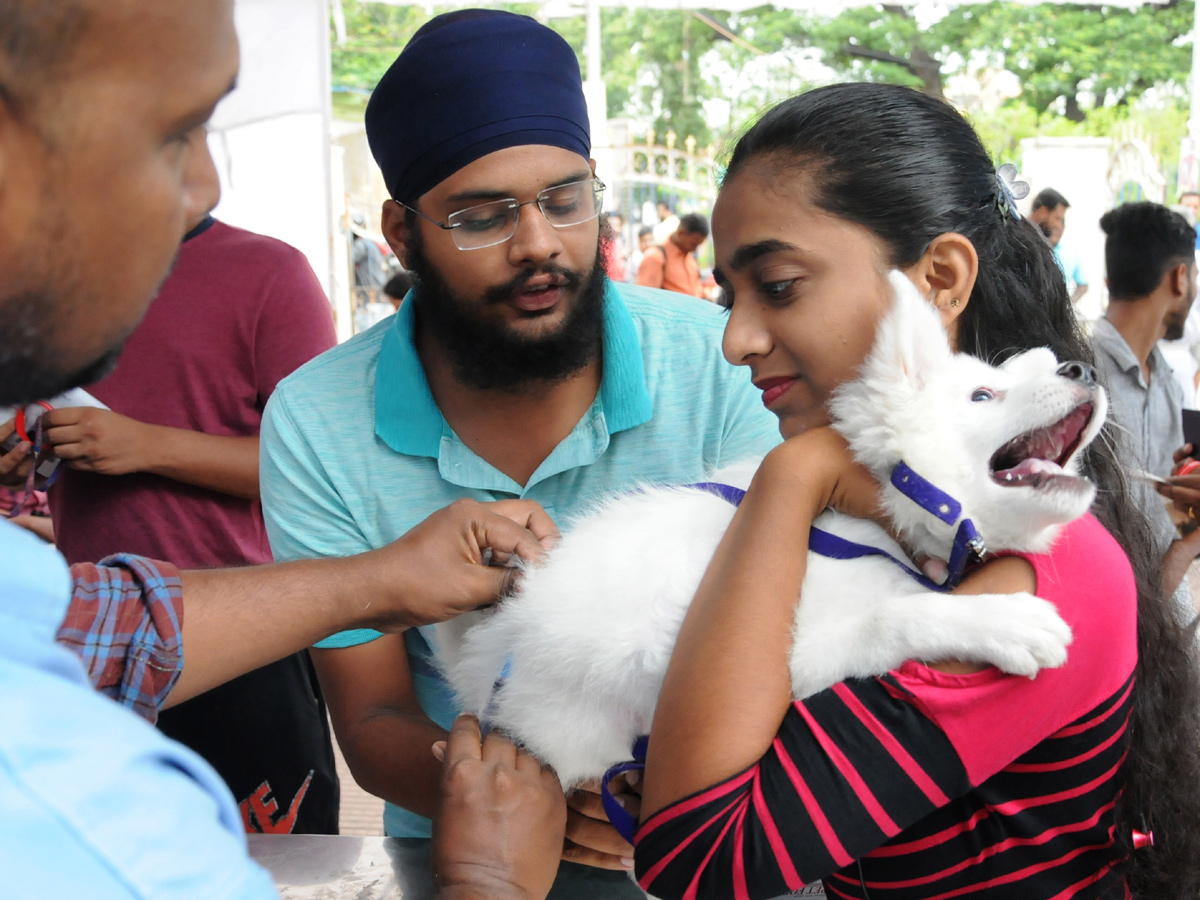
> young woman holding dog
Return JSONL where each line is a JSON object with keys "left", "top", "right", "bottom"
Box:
{"left": 636, "top": 84, "right": 1200, "bottom": 900}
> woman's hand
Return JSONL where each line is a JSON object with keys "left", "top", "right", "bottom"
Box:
{"left": 760, "top": 428, "right": 960, "bottom": 583}
{"left": 561, "top": 773, "right": 638, "bottom": 871}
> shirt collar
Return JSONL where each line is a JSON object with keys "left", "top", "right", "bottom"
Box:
{"left": 1092, "top": 318, "right": 1143, "bottom": 376}
{"left": 374, "top": 279, "right": 652, "bottom": 457}
{"left": 183, "top": 215, "right": 216, "bottom": 243}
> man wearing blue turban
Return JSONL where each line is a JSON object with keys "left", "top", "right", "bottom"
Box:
{"left": 259, "top": 10, "right": 780, "bottom": 896}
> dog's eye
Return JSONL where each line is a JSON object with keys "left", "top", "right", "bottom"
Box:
{"left": 971, "top": 388, "right": 996, "bottom": 402}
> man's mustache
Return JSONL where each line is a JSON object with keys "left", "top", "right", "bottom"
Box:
{"left": 484, "top": 266, "right": 582, "bottom": 305}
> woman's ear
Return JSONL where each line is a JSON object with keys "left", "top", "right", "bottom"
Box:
{"left": 903, "top": 232, "right": 979, "bottom": 348}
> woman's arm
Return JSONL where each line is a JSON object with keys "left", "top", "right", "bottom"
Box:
{"left": 641, "top": 429, "right": 1038, "bottom": 821}
{"left": 641, "top": 429, "right": 853, "bottom": 821}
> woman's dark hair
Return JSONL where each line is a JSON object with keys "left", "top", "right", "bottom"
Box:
{"left": 726, "top": 82, "right": 1200, "bottom": 899}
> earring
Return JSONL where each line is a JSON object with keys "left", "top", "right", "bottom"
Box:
{"left": 949, "top": 298, "right": 960, "bottom": 308}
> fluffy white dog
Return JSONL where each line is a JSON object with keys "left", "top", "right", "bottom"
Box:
{"left": 432, "top": 272, "right": 1108, "bottom": 792}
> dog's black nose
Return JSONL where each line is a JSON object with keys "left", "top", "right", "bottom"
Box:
{"left": 1056, "top": 361, "right": 1097, "bottom": 385}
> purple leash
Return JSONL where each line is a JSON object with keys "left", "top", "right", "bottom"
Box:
{"left": 598, "top": 467, "right": 986, "bottom": 844}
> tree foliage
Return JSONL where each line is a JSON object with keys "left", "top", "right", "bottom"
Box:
{"left": 724, "top": 0, "right": 1193, "bottom": 120}
{"left": 555, "top": 9, "right": 725, "bottom": 144}
{"left": 950, "top": 1, "right": 1193, "bottom": 120}
{"left": 330, "top": 0, "right": 1196, "bottom": 155}
{"left": 330, "top": 1, "right": 722, "bottom": 143}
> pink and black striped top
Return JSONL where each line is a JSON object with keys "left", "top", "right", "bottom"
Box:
{"left": 635, "top": 514, "right": 1137, "bottom": 900}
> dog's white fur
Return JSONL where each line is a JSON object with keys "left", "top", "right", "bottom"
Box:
{"left": 432, "top": 272, "right": 1108, "bottom": 790}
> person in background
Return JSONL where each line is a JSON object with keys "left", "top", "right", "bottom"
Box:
{"left": 651, "top": 199, "right": 680, "bottom": 245}
{"left": 40, "top": 210, "right": 342, "bottom": 835}
{"left": 1096, "top": 202, "right": 1200, "bottom": 600}
{"left": 352, "top": 211, "right": 391, "bottom": 290}
{"left": 603, "top": 211, "right": 627, "bottom": 282}
{"left": 1029, "top": 187, "right": 1089, "bottom": 304}
{"left": 636, "top": 213, "right": 708, "bottom": 299}
{"left": 627, "top": 225, "right": 653, "bottom": 283}
{"left": 0, "top": 1, "right": 573, "bottom": 896}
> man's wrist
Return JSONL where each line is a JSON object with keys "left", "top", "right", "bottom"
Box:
{"left": 436, "top": 887, "right": 534, "bottom": 900}
{"left": 133, "top": 419, "right": 168, "bottom": 476}
{"left": 331, "top": 548, "right": 415, "bottom": 633}
{"left": 434, "top": 872, "right": 537, "bottom": 900}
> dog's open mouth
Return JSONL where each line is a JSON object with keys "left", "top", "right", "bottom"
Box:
{"left": 990, "top": 402, "right": 1094, "bottom": 488}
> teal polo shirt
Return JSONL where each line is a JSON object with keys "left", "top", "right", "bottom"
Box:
{"left": 260, "top": 279, "right": 779, "bottom": 837}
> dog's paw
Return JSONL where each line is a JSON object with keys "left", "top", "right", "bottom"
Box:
{"left": 977, "top": 593, "right": 1072, "bottom": 677}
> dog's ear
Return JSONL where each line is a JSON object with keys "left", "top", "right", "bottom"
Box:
{"left": 864, "top": 272, "right": 954, "bottom": 392}
{"left": 830, "top": 272, "right": 954, "bottom": 468}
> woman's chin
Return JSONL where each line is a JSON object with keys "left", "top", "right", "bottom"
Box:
{"left": 777, "top": 409, "right": 831, "bottom": 440}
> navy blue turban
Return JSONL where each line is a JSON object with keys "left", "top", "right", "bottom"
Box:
{"left": 365, "top": 10, "right": 591, "bottom": 205}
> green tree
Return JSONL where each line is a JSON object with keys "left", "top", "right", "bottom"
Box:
{"left": 556, "top": 9, "right": 724, "bottom": 144}
{"left": 330, "top": 2, "right": 540, "bottom": 116}
{"left": 720, "top": 0, "right": 1193, "bottom": 120}
{"left": 952, "top": 0, "right": 1193, "bottom": 121}
{"left": 330, "top": 2, "right": 720, "bottom": 143}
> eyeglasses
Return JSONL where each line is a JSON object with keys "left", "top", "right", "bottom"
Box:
{"left": 405, "top": 178, "right": 606, "bottom": 251}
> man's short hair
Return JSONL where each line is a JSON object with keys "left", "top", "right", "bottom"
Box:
{"left": 1100, "top": 201, "right": 1196, "bottom": 300}
{"left": 0, "top": 1, "right": 89, "bottom": 112}
{"left": 1031, "top": 188, "right": 1070, "bottom": 213}
{"left": 678, "top": 213, "right": 709, "bottom": 238}
{"left": 638, "top": 226, "right": 653, "bottom": 238}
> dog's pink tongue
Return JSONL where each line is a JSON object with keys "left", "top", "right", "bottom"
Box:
{"left": 999, "top": 458, "right": 1063, "bottom": 479}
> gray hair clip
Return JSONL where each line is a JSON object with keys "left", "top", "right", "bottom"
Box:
{"left": 996, "top": 163, "right": 1029, "bottom": 221}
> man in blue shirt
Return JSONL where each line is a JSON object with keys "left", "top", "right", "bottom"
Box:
{"left": 1029, "top": 187, "right": 1090, "bottom": 305}
{"left": 259, "top": 11, "right": 778, "bottom": 896}
{"left": 0, "top": 2, "right": 570, "bottom": 898}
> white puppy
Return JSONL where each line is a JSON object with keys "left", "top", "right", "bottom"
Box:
{"left": 433, "top": 272, "right": 1108, "bottom": 791}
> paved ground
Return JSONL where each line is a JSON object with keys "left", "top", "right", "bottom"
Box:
{"left": 333, "top": 731, "right": 386, "bottom": 836}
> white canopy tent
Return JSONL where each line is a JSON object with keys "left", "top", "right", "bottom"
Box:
{"left": 208, "top": 0, "right": 353, "bottom": 340}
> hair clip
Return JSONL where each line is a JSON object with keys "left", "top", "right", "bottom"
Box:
{"left": 995, "top": 163, "right": 1029, "bottom": 221}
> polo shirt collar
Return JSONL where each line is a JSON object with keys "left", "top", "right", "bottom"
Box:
{"left": 374, "top": 279, "right": 652, "bottom": 458}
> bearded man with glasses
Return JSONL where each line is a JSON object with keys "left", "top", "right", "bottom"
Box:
{"left": 258, "top": 10, "right": 779, "bottom": 897}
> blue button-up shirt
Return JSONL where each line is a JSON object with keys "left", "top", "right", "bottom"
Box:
{"left": 0, "top": 521, "right": 277, "bottom": 899}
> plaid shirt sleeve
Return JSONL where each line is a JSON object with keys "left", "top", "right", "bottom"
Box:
{"left": 56, "top": 554, "right": 184, "bottom": 724}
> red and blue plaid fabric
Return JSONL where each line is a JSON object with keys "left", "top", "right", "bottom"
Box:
{"left": 57, "top": 553, "right": 183, "bottom": 724}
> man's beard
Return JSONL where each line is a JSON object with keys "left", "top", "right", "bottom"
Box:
{"left": 0, "top": 287, "right": 125, "bottom": 407}
{"left": 407, "top": 234, "right": 607, "bottom": 393}
{"left": 0, "top": 179, "right": 163, "bottom": 408}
